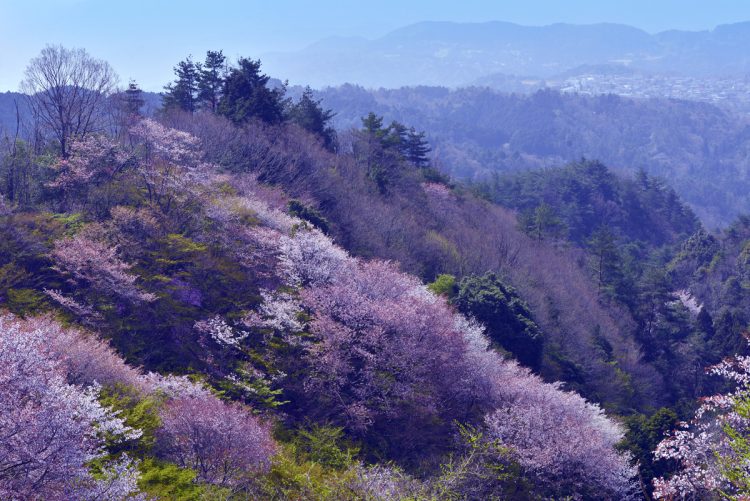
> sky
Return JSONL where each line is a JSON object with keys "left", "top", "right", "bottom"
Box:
{"left": 2, "top": 0, "right": 750, "bottom": 92}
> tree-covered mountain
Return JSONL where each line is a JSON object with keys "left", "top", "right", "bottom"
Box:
{"left": 0, "top": 117, "right": 641, "bottom": 500}
{"left": 5, "top": 45, "right": 750, "bottom": 499}
{"left": 309, "top": 84, "right": 750, "bottom": 227}
{"left": 479, "top": 160, "right": 700, "bottom": 248}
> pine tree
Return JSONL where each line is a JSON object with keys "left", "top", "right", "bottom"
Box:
{"left": 287, "top": 87, "right": 337, "bottom": 151}
{"left": 218, "top": 58, "right": 285, "bottom": 125}
{"left": 163, "top": 57, "right": 200, "bottom": 113}
{"left": 361, "top": 112, "right": 386, "bottom": 139}
{"left": 197, "top": 50, "right": 226, "bottom": 113}
{"left": 588, "top": 226, "right": 624, "bottom": 297}
{"left": 384, "top": 120, "right": 408, "bottom": 153}
{"left": 405, "top": 127, "right": 431, "bottom": 167}
{"left": 520, "top": 203, "right": 565, "bottom": 241}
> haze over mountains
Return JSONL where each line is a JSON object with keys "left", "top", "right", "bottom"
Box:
{"left": 306, "top": 85, "right": 750, "bottom": 228}
{"left": 262, "top": 20, "right": 750, "bottom": 88}
{"left": 4, "top": 19, "right": 750, "bottom": 228}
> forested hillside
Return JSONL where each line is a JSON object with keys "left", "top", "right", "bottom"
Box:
{"left": 4, "top": 45, "right": 750, "bottom": 499}
{"left": 310, "top": 85, "right": 750, "bottom": 228}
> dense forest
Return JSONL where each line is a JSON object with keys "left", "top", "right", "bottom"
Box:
{"left": 3, "top": 46, "right": 750, "bottom": 500}
{"left": 308, "top": 84, "right": 750, "bottom": 228}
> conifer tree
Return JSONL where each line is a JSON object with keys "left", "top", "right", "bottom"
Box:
{"left": 218, "top": 58, "right": 285, "bottom": 125}
{"left": 384, "top": 120, "right": 408, "bottom": 152}
{"left": 361, "top": 112, "right": 386, "bottom": 139}
{"left": 197, "top": 50, "right": 226, "bottom": 113}
{"left": 163, "top": 57, "right": 200, "bottom": 113}
{"left": 287, "top": 87, "right": 337, "bottom": 151}
{"left": 588, "top": 226, "right": 625, "bottom": 298}
{"left": 406, "top": 127, "right": 431, "bottom": 167}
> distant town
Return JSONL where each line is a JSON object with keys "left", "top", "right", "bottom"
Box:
{"left": 554, "top": 73, "right": 750, "bottom": 113}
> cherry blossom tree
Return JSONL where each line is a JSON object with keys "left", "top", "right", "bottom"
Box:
{"left": 155, "top": 392, "right": 275, "bottom": 490}
{"left": 485, "top": 378, "right": 636, "bottom": 497}
{"left": 48, "top": 134, "right": 129, "bottom": 192}
{"left": 279, "top": 227, "right": 352, "bottom": 287}
{"left": 51, "top": 232, "right": 156, "bottom": 303}
{"left": 249, "top": 202, "right": 637, "bottom": 493}
{"left": 22, "top": 315, "right": 144, "bottom": 390}
{"left": 194, "top": 315, "right": 248, "bottom": 348}
{"left": 0, "top": 315, "right": 143, "bottom": 499}
{"left": 46, "top": 134, "right": 131, "bottom": 214}
{"left": 300, "top": 259, "right": 471, "bottom": 437}
{"left": 653, "top": 354, "right": 750, "bottom": 499}
{"left": 129, "top": 118, "right": 213, "bottom": 213}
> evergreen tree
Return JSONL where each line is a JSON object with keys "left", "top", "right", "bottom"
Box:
{"left": 197, "top": 50, "right": 226, "bottom": 113}
{"left": 218, "top": 58, "right": 285, "bottom": 125}
{"left": 588, "top": 226, "right": 625, "bottom": 297}
{"left": 361, "top": 112, "right": 386, "bottom": 139}
{"left": 383, "top": 120, "right": 408, "bottom": 153}
{"left": 519, "top": 203, "right": 566, "bottom": 242}
{"left": 163, "top": 57, "right": 200, "bottom": 113}
{"left": 287, "top": 87, "right": 337, "bottom": 151}
{"left": 405, "top": 127, "right": 431, "bottom": 167}
{"left": 619, "top": 408, "right": 679, "bottom": 498}
{"left": 454, "top": 272, "right": 544, "bottom": 369}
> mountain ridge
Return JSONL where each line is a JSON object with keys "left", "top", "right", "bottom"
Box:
{"left": 263, "top": 20, "right": 750, "bottom": 88}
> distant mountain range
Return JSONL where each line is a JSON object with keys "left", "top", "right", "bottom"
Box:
{"left": 262, "top": 21, "right": 750, "bottom": 88}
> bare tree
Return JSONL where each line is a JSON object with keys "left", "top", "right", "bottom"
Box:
{"left": 21, "top": 45, "right": 118, "bottom": 157}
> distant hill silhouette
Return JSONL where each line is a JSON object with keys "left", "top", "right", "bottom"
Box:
{"left": 263, "top": 21, "right": 750, "bottom": 87}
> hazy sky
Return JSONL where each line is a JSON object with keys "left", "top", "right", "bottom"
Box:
{"left": 2, "top": 0, "right": 750, "bottom": 92}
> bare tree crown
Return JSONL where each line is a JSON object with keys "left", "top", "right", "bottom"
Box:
{"left": 21, "top": 45, "right": 118, "bottom": 157}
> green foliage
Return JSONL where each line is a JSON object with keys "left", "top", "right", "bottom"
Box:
{"left": 587, "top": 225, "right": 631, "bottom": 302}
{"left": 432, "top": 424, "right": 534, "bottom": 501}
{"left": 293, "top": 425, "right": 360, "bottom": 471}
{"left": 0, "top": 139, "right": 47, "bottom": 206}
{"left": 720, "top": 396, "right": 750, "bottom": 497}
{"left": 260, "top": 445, "right": 360, "bottom": 501}
{"left": 287, "top": 200, "right": 330, "bottom": 235}
{"left": 361, "top": 112, "right": 386, "bottom": 140}
{"left": 454, "top": 272, "right": 543, "bottom": 369}
{"left": 163, "top": 57, "right": 201, "bottom": 113}
{"left": 197, "top": 50, "right": 226, "bottom": 113}
{"left": 98, "top": 386, "right": 162, "bottom": 457}
{"left": 0, "top": 211, "right": 84, "bottom": 316}
{"left": 517, "top": 202, "right": 566, "bottom": 242}
{"left": 5, "top": 288, "right": 46, "bottom": 316}
{"left": 217, "top": 363, "right": 289, "bottom": 413}
{"left": 619, "top": 408, "right": 679, "bottom": 498}
{"left": 484, "top": 159, "right": 699, "bottom": 249}
{"left": 405, "top": 128, "right": 431, "bottom": 167}
{"left": 668, "top": 229, "right": 720, "bottom": 282}
{"left": 287, "top": 87, "right": 337, "bottom": 151}
{"left": 427, "top": 273, "right": 457, "bottom": 299}
{"left": 360, "top": 113, "right": 431, "bottom": 167}
{"left": 218, "top": 57, "right": 286, "bottom": 125}
{"left": 138, "top": 459, "right": 214, "bottom": 501}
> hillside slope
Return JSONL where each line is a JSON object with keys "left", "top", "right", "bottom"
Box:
{"left": 0, "top": 118, "right": 638, "bottom": 498}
